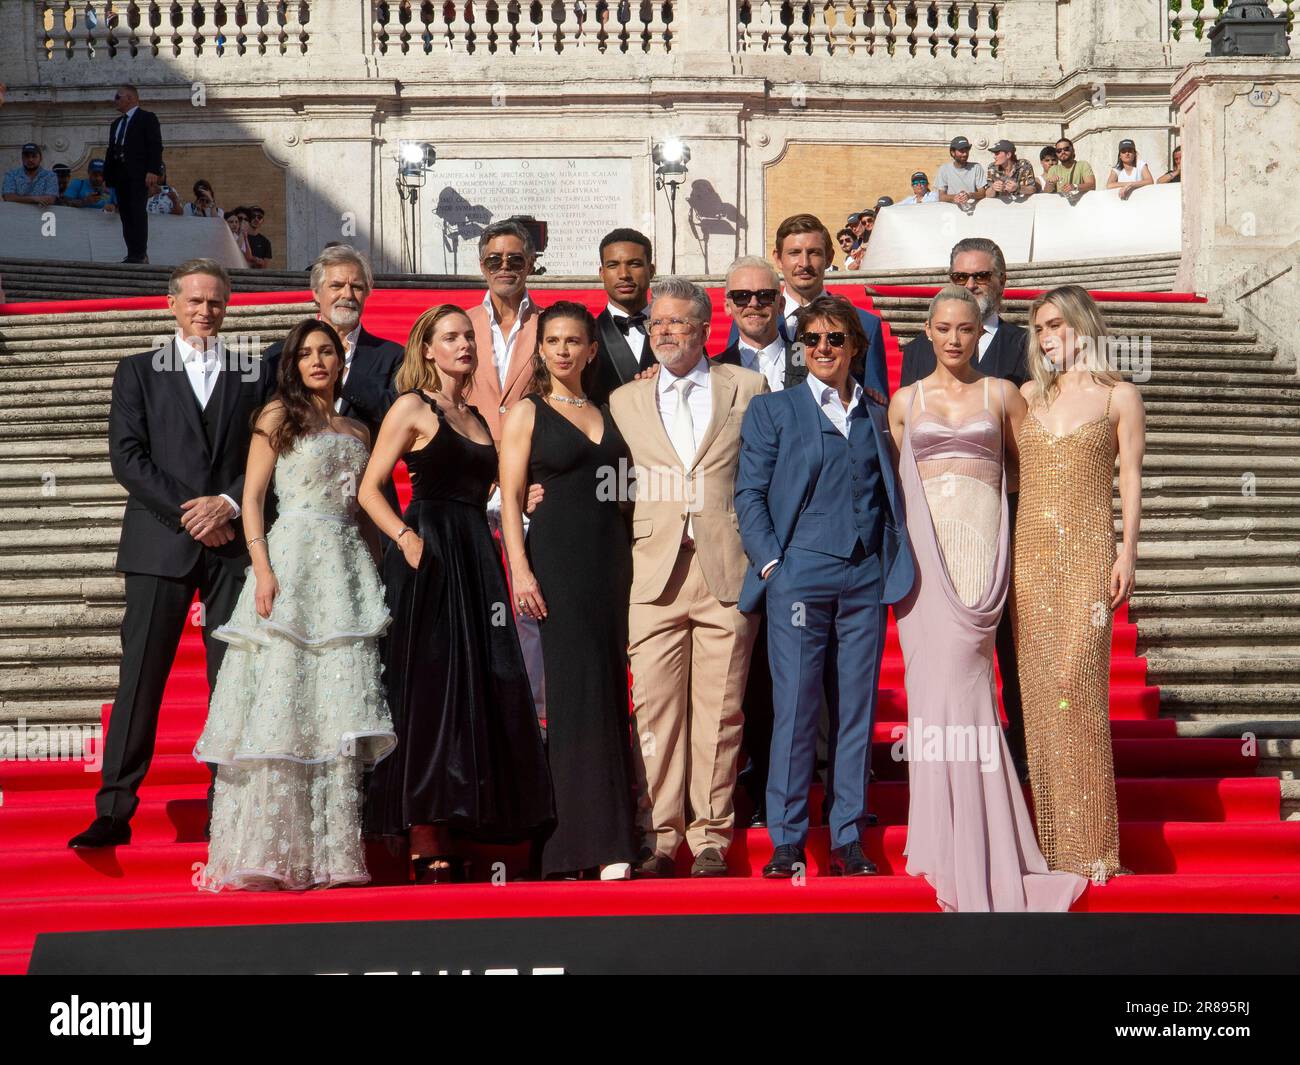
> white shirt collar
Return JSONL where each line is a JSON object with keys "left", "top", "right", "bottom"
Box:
{"left": 983, "top": 312, "right": 1000, "bottom": 336}
{"left": 607, "top": 301, "right": 649, "bottom": 320}
{"left": 657, "top": 355, "right": 711, "bottom": 397}
{"left": 739, "top": 333, "right": 784, "bottom": 364}
{"left": 482, "top": 288, "right": 532, "bottom": 326}
{"left": 805, "top": 371, "right": 862, "bottom": 411}
{"left": 174, "top": 331, "right": 221, "bottom": 362}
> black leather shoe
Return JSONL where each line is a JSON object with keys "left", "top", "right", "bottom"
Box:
{"left": 68, "top": 816, "right": 131, "bottom": 849}
{"left": 748, "top": 804, "right": 767, "bottom": 829}
{"left": 762, "top": 844, "right": 806, "bottom": 879}
{"left": 691, "top": 847, "right": 728, "bottom": 878}
{"left": 633, "top": 847, "right": 676, "bottom": 879}
{"left": 828, "top": 840, "right": 877, "bottom": 876}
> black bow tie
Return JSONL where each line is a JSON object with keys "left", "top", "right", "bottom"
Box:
{"left": 614, "top": 312, "right": 647, "bottom": 336}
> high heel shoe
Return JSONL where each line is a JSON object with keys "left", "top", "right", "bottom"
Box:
{"left": 411, "top": 855, "right": 466, "bottom": 885}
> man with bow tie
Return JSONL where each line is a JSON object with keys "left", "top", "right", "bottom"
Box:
{"left": 590, "top": 228, "right": 658, "bottom": 408}
{"left": 70, "top": 260, "right": 261, "bottom": 849}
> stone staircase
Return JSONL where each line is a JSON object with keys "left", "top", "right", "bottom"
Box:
{"left": 0, "top": 252, "right": 1183, "bottom": 303}
{"left": 874, "top": 293, "right": 1300, "bottom": 817}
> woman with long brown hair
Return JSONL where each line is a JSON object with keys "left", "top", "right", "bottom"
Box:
{"left": 358, "top": 304, "right": 554, "bottom": 884}
{"left": 1014, "top": 284, "right": 1145, "bottom": 883}
{"left": 194, "top": 318, "right": 396, "bottom": 891}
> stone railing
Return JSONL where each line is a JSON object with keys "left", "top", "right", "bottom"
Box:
{"left": 36, "top": 0, "right": 313, "bottom": 60}
{"left": 1165, "top": 0, "right": 1296, "bottom": 48}
{"left": 737, "top": 0, "right": 1000, "bottom": 57}
{"left": 369, "top": 0, "right": 674, "bottom": 54}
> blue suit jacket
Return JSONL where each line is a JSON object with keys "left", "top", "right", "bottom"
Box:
{"left": 725, "top": 303, "right": 889, "bottom": 399}
{"left": 734, "top": 383, "right": 914, "bottom": 614}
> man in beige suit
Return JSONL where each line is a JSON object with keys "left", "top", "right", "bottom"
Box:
{"left": 609, "top": 277, "right": 766, "bottom": 879}
{"left": 464, "top": 219, "right": 542, "bottom": 443}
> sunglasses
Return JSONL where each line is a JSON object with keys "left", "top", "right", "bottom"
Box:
{"left": 949, "top": 270, "right": 995, "bottom": 285}
{"left": 727, "top": 288, "right": 778, "bottom": 307}
{"left": 482, "top": 253, "right": 528, "bottom": 272}
{"left": 800, "top": 331, "right": 847, "bottom": 348}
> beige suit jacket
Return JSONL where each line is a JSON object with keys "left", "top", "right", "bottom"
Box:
{"left": 610, "top": 360, "right": 768, "bottom": 606}
{"left": 464, "top": 299, "right": 540, "bottom": 442}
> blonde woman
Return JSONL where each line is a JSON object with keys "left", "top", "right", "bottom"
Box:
{"left": 358, "top": 305, "right": 554, "bottom": 884}
{"left": 1013, "top": 284, "right": 1145, "bottom": 883}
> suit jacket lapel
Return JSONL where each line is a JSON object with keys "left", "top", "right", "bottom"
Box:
{"left": 792, "top": 381, "right": 825, "bottom": 490}
{"left": 208, "top": 343, "right": 245, "bottom": 461}
{"left": 635, "top": 377, "right": 681, "bottom": 470}
{"left": 691, "top": 366, "right": 735, "bottom": 472}
{"left": 598, "top": 310, "right": 641, "bottom": 385}
{"left": 868, "top": 402, "right": 903, "bottom": 520}
{"left": 783, "top": 339, "right": 807, "bottom": 388}
{"left": 163, "top": 341, "right": 210, "bottom": 459}
{"left": 501, "top": 307, "right": 537, "bottom": 397}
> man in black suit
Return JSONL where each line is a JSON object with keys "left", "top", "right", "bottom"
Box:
{"left": 258, "top": 244, "right": 403, "bottom": 529}
{"left": 103, "top": 84, "right": 163, "bottom": 264}
{"left": 589, "top": 227, "right": 657, "bottom": 407}
{"left": 899, "top": 236, "right": 1031, "bottom": 779}
{"left": 70, "top": 260, "right": 261, "bottom": 848}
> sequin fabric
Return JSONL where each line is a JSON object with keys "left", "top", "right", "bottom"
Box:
{"left": 194, "top": 432, "right": 397, "bottom": 892}
{"left": 1012, "top": 393, "right": 1122, "bottom": 882}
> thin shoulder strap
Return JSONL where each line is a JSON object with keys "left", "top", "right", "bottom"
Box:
{"left": 983, "top": 376, "right": 990, "bottom": 411}
{"left": 407, "top": 388, "right": 444, "bottom": 419}
{"left": 1104, "top": 386, "right": 1114, "bottom": 419}
{"left": 915, "top": 382, "right": 926, "bottom": 411}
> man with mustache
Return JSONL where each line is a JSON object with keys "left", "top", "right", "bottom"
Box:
{"left": 1044, "top": 136, "right": 1096, "bottom": 201}
{"left": 899, "top": 237, "right": 1031, "bottom": 779}
{"left": 726, "top": 213, "right": 889, "bottom": 402}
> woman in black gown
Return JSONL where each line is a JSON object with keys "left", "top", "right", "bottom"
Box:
{"left": 500, "top": 301, "right": 638, "bottom": 880}
{"left": 358, "top": 304, "right": 554, "bottom": 883}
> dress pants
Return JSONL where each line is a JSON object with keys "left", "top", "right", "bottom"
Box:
{"left": 765, "top": 543, "right": 886, "bottom": 850}
{"left": 114, "top": 181, "right": 149, "bottom": 261}
{"left": 96, "top": 552, "right": 245, "bottom": 820}
{"left": 737, "top": 612, "right": 773, "bottom": 813}
{"left": 628, "top": 545, "right": 756, "bottom": 858}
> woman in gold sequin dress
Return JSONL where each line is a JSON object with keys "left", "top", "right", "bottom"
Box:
{"left": 1013, "top": 285, "right": 1145, "bottom": 882}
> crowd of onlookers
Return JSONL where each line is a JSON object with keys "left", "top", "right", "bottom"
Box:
{"left": 2, "top": 111, "right": 275, "bottom": 270}
{"left": 835, "top": 134, "right": 1182, "bottom": 269}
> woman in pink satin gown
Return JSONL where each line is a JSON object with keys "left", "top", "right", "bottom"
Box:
{"left": 887, "top": 286, "right": 1087, "bottom": 913}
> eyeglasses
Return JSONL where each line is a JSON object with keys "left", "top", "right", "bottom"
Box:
{"left": 800, "top": 331, "right": 847, "bottom": 348}
{"left": 481, "top": 253, "right": 528, "bottom": 272}
{"left": 949, "top": 271, "right": 995, "bottom": 285}
{"left": 647, "top": 317, "right": 699, "bottom": 334}
{"left": 727, "top": 289, "right": 778, "bottom": 307}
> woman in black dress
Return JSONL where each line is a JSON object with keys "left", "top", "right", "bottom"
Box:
{"left": 358, "top": 304, "right": 554, "bottom": 883}
{"left": 499, "top": 301, "right": 638, "bottom": 880}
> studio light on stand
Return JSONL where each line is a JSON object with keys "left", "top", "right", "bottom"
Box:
{"left": 396, "top": 140, "right": 436, "bottom": 274}
{"left": 653, "top": 138, "right": 691, "bottom": 274}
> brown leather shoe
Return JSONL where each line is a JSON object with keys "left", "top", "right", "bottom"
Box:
{"left": 633, "top": 847, "right": 676, "bottom": 879}
{"left": 691, "top": 847, "right": 728, "bottom": 878}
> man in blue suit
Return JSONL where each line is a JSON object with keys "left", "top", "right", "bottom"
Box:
{"left": 726, "top": 212, "right": 890, "bottom": 401}
{"left": 735, "top": 294, "right": 914, "bottom": 877}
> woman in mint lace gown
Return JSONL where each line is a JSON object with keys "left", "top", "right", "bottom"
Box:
{"left": 887, "top": 286, "right": 1086, "bottom": 913}
{"left": 194, "top": 319, "right": 396, "bottom": 891}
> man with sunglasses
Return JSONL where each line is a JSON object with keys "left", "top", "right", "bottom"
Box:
{"left": 245, "top": 205, "right": 272, "bottom": 269}
{"left": 104, "top": 84, "right": 164, "bottom": 263}
{"left": 898, "top": 237, "right": 1031, "bottom": 780}
{"left": 1044, "top": 137, "right": 1096, "bottom": 201}
{"left": 726, "top": 213, "right": 889, "bottom": 401}
{"left": 590, "top": 227, "right": 658, "bottom": 407}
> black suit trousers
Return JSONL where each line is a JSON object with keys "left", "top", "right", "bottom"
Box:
{"left": 96, "top": 552, "right": 246, "bottom": 819}
{"left": 115, "top": 182, "right": 149, "bottom": 260}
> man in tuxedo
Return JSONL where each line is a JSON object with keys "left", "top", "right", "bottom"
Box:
{"left": 589, "top": 227, "right": 657, "bottom": 407}
{"left": 713, "top": 255, "right": 800, "bottom": 826}
{"left": 69, "top": 260, "right": 261, "bottom": 848}
{"left": 899, "top": 236, "right": 1031, "bottom": 778}
{"left": 735, "top": 294, "right": 914, "bottom": 878}
{"left": 103, "top": 84, "right": 163, "bottom": 264}
{"left": 726, "top": 213, "right": 889, "bottom": 401}
{"left": 258, "top": 244, "right": 403, "bottom": 534}
{"left": 610, "top": 277, "right": 766, "bottom": 879}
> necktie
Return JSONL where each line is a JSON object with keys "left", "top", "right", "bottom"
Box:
{"left": 614, "top": 312, "right": 647, "bottom": 337}
{"left": 670, "top": 378, "right": 696, "bottom": 540}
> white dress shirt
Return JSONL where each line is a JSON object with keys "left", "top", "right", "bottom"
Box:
{"left": 978, "top": 313, "right": 1001, "bottom": 362}
{"left": 737, "top": 334, "right": 787, "bottom": 394}
{"left": 337, "top": 323, "right": 361, "bottom": 412}
{"left": 655, "top": 355, "right": 712, "bottom": 459}
{"left": 607, "top": 302, "right": 648, "bottom": 363}
{"left": 482, "top": 289, "right": 532, "bottom": 389}
{"left": 174, "top": 332, "right": 241, "bottom": 518}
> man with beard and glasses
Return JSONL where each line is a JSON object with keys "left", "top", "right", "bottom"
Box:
{"left": 899, "top": 237, "right": 1030, "bottom": 781}
{"left": 1044, "top": 136, "right": 1096, "bottom": 202}
{"left": 258, "top": 244, "right": 403, "bottom": 540}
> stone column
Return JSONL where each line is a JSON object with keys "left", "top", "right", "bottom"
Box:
{"left": 1173, "top": 59, "right": 1300, "bottom": 363}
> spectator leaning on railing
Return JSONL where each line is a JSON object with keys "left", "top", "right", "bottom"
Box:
{"left": 52, "top": 163, "right": 72, "bottom": 201}
{"left": 1158, "top": 145, "right": 1182, "bottom": 185}
{"left": 2, "top": 143, "right": 59, "bottom": 206}
{"left": 985, "top": 140, "right": 1038, "bottom": 202}
{"left": 1044, "top": 137, "right": 1096, "bottom": 203}
{"left": 145, "top": 162, "right": 183, "bottom": 216}
{"left": 936, "top": 136, "right": 986, "bottom": 211}
{"left": 64, "top": 158, "right": 117, "bottom": 210}
{"left": 1038, "top": 145, "right": 1058, "bottom": 187}
{"left": 1107, "top": 138, "right": 1154, "bottom": 201}
{"left": 898, "top": 171, "right": 939, "bottom": 205}
{"left": 185, "top": 179, "right": 224, "bottom": 219}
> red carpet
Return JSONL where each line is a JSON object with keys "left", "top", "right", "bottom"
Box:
{"left": 0, "top": 285, "right": 1295, "bottom": 975}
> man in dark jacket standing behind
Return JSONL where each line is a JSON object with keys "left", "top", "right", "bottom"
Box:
{"left": 104, "top": 84, "right": 163, "bottom": 264}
